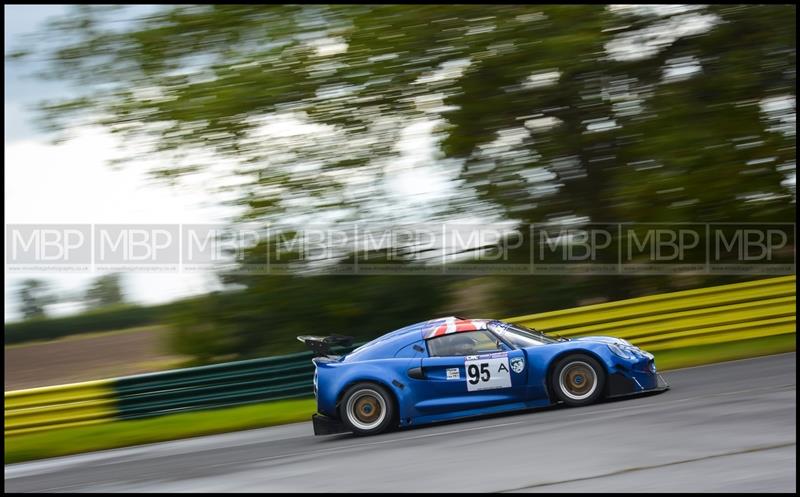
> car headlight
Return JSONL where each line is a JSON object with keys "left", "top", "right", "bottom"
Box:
{"left": 608, "top": 343, "right": 635, "bottom": 360}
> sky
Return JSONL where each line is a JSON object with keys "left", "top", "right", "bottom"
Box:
{"left": 4, "top": 5, "right": 232, "bottom": 321}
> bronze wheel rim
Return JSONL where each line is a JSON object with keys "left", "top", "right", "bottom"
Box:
{"left": 346, "top": 389, "right": 387, "bottom": 430}
{"left": 559, "top": 361, "right": 597, "bottom": 400}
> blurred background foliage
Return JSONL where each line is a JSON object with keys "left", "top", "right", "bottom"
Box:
{"left": 8, "top": 5, "right": 796, "bottom": 362}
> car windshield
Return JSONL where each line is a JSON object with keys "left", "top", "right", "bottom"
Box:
{"left": 489, "top": 321, "right": 559, "bottom": 347}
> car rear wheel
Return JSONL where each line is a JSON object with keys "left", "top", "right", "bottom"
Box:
{"left": 551, "top": 354, "right": 605, "bottom": 407}
{"left": 339, "top": 382, "right": 395, "bottom": 436}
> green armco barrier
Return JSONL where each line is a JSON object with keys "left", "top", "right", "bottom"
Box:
{"left": 5, "top": 275, "right": 796, "bottom": 436}
{"left": 113, "top": 345, "right": 360, "bottom": 420}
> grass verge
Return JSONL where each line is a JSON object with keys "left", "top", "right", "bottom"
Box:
{"left": 5, "top": 335, "right": 795, "bottom": 465}
{"left": 5, "top": 398, "right": 316, "bottom": 465}
{"left": 652, "top": 334, "right": 795, "bottom": 371}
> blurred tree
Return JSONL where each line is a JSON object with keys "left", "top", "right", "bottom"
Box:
{"left": 12, "top": 5, "right": 794, "bottom": 227}
{"left": 17, "top": 279, "right": 54, "bottom": 320}
{"left": 11, "top": 5, "right": 795, "bottom": 358}
{"left": 84, "top": 273, "right": 126, "bottom": 310}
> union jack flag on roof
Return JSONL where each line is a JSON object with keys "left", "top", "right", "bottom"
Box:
{"left": 422, "top": 317, "right": 492, "bottom": 339}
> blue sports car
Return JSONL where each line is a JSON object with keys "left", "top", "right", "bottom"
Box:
{"left": 298, "top": 316, "right": 669, "bottom": 436}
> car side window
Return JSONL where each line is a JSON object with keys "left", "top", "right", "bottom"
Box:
{"left": 394, "top": 340, "right": 427, "bottom": 358}
{"left": 426, "top": 330, "right": 503, "bottom": 357}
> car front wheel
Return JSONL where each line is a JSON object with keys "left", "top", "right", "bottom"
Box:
{"left": 339, "top": 382, "right": 396, "bottom": 436}
{"left": 551, "top": 354, "right": 605, "bottom": 407}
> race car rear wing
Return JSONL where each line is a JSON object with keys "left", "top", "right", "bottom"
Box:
{"left": 297, "top": 334, "right": 354, "bottom": 357}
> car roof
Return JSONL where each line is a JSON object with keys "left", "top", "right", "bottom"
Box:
{"left": 421, "top": 317, "right": 493, "bottom": 339}
{"left": 343, "top": 317, "right": 498, "bottom": 362}
{"left": 380, "top": 316, "right": 494, "bottom": 340}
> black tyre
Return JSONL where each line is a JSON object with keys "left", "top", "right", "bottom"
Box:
{"left": 550, "top": 354, "right": 606, "bottom": 407}
{"left": 339, "top": 382, "right": 396, "bottom": 436}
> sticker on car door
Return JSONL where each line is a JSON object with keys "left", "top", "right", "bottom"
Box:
{"left": 464, "top": 355, "right": 511, "bottom": 391}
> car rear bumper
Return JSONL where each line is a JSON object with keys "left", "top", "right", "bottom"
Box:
{"left": 312, "top": 413, "right": 348, "bottom": 436}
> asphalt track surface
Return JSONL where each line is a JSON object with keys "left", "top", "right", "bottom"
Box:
{"left": 5, "top": 353, "right": 796, "bottom": 493}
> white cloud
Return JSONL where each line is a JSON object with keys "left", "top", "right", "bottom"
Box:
{"left": 4, "top": 127, "right": 236, "bottom": 321}
{"left": 4, "top": 127, "right": 235, "bottom": 224}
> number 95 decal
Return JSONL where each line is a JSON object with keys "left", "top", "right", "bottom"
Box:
{"left": 465, "top": 357, "right": 511, "bottom": 391}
